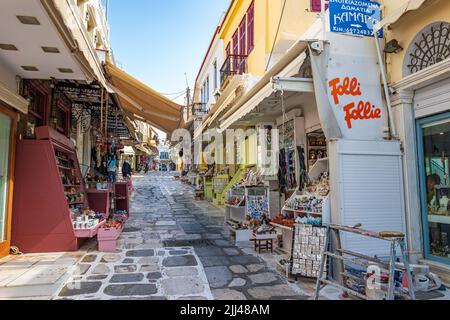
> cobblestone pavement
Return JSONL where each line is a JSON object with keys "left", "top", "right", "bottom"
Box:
{"left": 55, "top": 172, "right": 309, "bottom": 300}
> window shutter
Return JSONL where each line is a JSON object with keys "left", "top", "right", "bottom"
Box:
{"left": 311, "top": 0, "right": 327, "bottom": 12}
{"left": 239, "top": 17, "right": 246, "bottom": 56}
{"left": 247, "top": 1, "right": 254, "bottom": 54}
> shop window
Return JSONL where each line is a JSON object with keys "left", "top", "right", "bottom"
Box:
{"left": 54, "top": 97, "right": 71, "bottom": 136}
{"left": 22, "top": 81, "right": 49, "bottom": 138}
{"left": 418, "top": 113, "right": 450, "bottom": 264}
{"left": 247, "top": 1, "right": 254, "bottom": 54}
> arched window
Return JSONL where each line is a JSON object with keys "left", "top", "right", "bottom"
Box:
{"left": 404, "top": 22, "right": 450, "bottom": 76}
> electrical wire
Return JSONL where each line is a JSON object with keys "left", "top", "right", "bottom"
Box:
{"left": 170, "top": 91, "right": 187, "bottom": 102}
{"left": 265, "top": 0, "right": 288, "bottom": 72}
{"left": 160, "top": 89, "right": 187, "bottom": 96}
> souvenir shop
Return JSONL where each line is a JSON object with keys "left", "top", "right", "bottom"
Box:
{"left": 11, "top": 81, "right": 134, "bottom": 254}
{"left": 219, "top": 25, "right": 406, "bottom": 282}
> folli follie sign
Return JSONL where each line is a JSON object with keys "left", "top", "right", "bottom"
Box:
{"left": 311, "top": 30, "right": 387, "bottom": 141}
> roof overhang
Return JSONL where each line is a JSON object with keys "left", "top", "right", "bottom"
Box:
{"left": 374, "top": 0, "right": 428, "bottom": 31}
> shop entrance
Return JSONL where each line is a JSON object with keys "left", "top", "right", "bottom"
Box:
{"left": 417, "top": 112, "right": 450, "bottom": 265}
{"left": 0, "top": 106, "right": 15, "bottom": 258}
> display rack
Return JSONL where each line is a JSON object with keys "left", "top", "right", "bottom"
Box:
{"left": 307, "top": 130, "right": 328, "bottom": 172}
{"left": 213, "top": 175, "right": 229, "bottom": 205}
{"left": 291, "top": 224, "right": 327, "bottom": 278}
{"left": 114, "top": 182, "right": 130, "bottom": 213}
{"left": 12, "top": 126, "right": 104, "bottom": 253}
{"left": 271, "top": 192, "right": 329, "bottom": 254}
{"left": 203, "top": 176, "right": 213, "bottom": 202}
{"left": 225, "top": 186, "right": 270, "bottom": 242}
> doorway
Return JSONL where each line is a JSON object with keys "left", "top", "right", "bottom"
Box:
{"left": 0, "top": 105, "right": 16, "bottom": 258}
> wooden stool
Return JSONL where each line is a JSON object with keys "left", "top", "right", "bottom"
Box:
{"left": 195, "top": 190, "right": 204, "bottom": 201}
{"left": 254, "top": 238, "right": 274, "bottom": 253}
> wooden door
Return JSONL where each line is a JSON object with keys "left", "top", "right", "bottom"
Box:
{"left": 0, "top": 104, "right": 17, "bottom": 258}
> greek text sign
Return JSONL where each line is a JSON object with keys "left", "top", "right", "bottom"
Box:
{"left": 329, "top": 0, "right": 383, "bottom": 37}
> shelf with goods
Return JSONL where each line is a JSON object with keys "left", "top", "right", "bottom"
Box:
{"left": 114, "top": 181, "right": 130, "bottom": 214}
{"left": 271, "top": 162, "right": 330, "bottom": 256}
{"left": 12, "top": 126, "right": 107, "bottom": 253}
{"left": 307, "top": 130, "right": 328, "bottom": 172}
{"left": 225, "top": 183, "right": 271, "bottom": 243}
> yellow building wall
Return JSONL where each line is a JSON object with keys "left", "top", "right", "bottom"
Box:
{"left": 381, "top": 0, "right": 450, "bottom": 83}
{"left": 219, "top": 0, "right": 320, "bottom": 76}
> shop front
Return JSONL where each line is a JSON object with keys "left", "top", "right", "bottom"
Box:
{"left": 417, "top": 113, "right": 450, "bottom": 264}
{"left": 0, "top": 82, "right": 28, "bottom": 259}
{"left": 380, "top": 0, "right": 450, "bottom": 274}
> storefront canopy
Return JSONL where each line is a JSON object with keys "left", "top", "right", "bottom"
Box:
{"left": 104, "top": 62, "right": 184, "bottom": 134}
{"left": 374, "top": 0, "right": 427, "bottom": 31}
{"left": 135, "top": 144, "right": 154, "bottom": 156}
{"left": 123, "top": 146, "right": 135, "bottom": 156}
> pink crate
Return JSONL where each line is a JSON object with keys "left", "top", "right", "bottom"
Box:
{"left": 97, "top": 224, "right": 124, "bottom": 252}
{"left": 74, "top": 221, "right": 106, "bottom": 239}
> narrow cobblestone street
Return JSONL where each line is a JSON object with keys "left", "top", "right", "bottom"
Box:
{"left": 50, "top": 172, "right": 308, "bottom": 300}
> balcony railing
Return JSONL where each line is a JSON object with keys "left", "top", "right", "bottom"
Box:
{"left": 192, "top": 103, "right": 208, "bottom": 119}
{"left": 220, "top": 54, "right": 248, "bottom": 88}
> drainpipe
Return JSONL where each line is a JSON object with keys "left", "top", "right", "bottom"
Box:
{"left": 374, "top": 31, "right": 398, "bottom": 140}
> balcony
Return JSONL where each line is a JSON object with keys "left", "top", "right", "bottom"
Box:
{"left": 220, "top": 54, "right": 247, "bottom": 89}
{"left": 192, "top": 103, "right": 208, "bottom": 119}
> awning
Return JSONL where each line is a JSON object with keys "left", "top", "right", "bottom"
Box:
{"left": 374, "top": 0, "right": 427, "bottom": 31}
{"left": 219, "top": 50, "right": 309, "bottom": 132}
{"left": 104, "top": 62, "right": 184, "bottom": 134}
{"left": 123, "top": 146, "right": 135, "bottom": 156}
{"left": 135, "top": 144, "right": 153, "bottom": 156}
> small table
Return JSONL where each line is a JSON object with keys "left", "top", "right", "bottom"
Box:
{"left": 252, "top": 232, "right": 277, "bottom": 253}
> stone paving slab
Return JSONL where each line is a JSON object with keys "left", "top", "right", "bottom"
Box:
{"left": 0, "top": 173, "right": 350, "bottom": 300}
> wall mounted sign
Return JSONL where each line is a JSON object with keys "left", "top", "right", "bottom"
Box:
{"left": 329, "top": 0, "right": 383, "bottom": 37}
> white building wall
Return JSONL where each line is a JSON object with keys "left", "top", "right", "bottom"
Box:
{"left": 197, "top": 37, "right": 224, "bottom": 111}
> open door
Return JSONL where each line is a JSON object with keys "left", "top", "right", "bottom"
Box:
{"left": 0, "top": 104, "right": 16, "bottom": 258}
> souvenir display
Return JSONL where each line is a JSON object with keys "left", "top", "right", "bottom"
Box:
{"left": 71, "top": 209, "right": 104, "bottom": 230}
{"left": 291, "top": 224, "right": 327, "bottom": 278}
{"left": 308, "top": 131, "right": 328, "bottom": 171}
{"left": 271, "top": 214, "right": 295, "bottom": 228}
{"left": 227, "top": 195, "right": 245, "bottom": 207}
{"left": 235, "top": 168, "right": 265, "bottom": 187}
{"left": 247, "top": 196, "right": 269, "bottom": 220}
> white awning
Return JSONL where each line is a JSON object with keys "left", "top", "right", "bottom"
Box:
{"left": 123, "top": 146, "right": 135, "bottom": 156}
{"left": 219, "top": 51, "right": 308, "bottom": 132}
{"left": 374, "top": 0, "right": 427, "bottom": 31}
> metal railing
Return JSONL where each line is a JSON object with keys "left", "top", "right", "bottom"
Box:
{"left": 192, "top": 103, "right": 208, "bottom": 119}
{"left": 220, "top": 54, "right": 247, "bottom": 87}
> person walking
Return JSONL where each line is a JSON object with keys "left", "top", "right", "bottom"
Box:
{"left": 107, "top": 153, "right": 118, "bottom": 183}
{"left": 122, "top": 156, "right": 134, "bottom": 192}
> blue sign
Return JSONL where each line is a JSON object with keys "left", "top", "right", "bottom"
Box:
{"left": 329, "top": 0, "right": 383, "bottom": 37}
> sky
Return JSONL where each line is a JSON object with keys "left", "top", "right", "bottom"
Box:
{"left": 107, "top": 0, "right": 231, "bottom": 106}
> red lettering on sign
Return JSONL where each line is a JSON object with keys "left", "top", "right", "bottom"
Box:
{"left": 328, "top": 77, "right": 361, "bottom": 105}
{"left": 328, "top": 76, "right": 382, "bottom": 129}
{"left": 343, "top": 101, "right": 382, "bottom": 129}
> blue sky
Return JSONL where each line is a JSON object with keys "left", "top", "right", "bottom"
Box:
{"left": 107, "top": 0, "right": 231, "bottom": 105}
